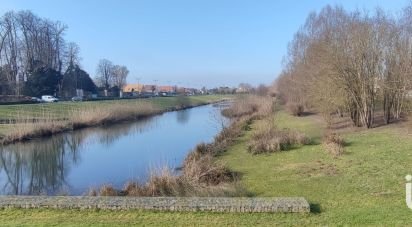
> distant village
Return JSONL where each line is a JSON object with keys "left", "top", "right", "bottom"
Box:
{"left": 120, "top": 83, "right": 253, "bottom": 98}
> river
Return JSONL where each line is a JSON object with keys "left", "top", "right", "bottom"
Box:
{"left": 0, "top": 103, "right": 229, "bottom": 195}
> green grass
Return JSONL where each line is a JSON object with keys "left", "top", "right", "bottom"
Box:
{"left": 0, "top": 110, "right": 411, "bottom": 225}
{"left": 218, "top": 111, "right": 412, "bottom": 225}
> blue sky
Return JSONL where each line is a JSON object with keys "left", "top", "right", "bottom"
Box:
{"left": 0, "top": 0, "right": 407, "bottom": 88}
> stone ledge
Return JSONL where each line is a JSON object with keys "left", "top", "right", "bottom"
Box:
{"left": 0, "top": 196, "right": 310, "bottom": 213}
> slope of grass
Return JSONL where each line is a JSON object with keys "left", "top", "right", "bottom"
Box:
{"left": 218, "top": 111, "right": 412, "bottom": 225}
{"left": 0, "top": 110, "right": 411, "bottom": 225}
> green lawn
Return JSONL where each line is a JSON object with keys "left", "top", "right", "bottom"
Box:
{"left": 0, "top": 110, "right": 411, "bottom": 225}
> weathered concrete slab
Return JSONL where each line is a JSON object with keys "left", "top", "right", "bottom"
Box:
{"left": 0, "top": 196, "right": 310, "bottom": 213}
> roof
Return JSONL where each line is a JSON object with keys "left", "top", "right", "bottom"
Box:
{"left": 123, "top": 84, "right": 143, "bottom": 92}
{"left": 158, "top": 86, "right": 175, "bottom": 92}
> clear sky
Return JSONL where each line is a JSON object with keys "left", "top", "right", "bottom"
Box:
{"left": 0, "top": 0, "right": 407, "bottom": 88}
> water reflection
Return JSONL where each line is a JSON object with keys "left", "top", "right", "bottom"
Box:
{"left": 0, "top": 104, "right": 225, "bottom": 195}
{"left": 176, "top": 109, "right": 190, "bottom": 124}
{"left": 0, "top": 118, "right": 154, "bottom": 195}
{"left": 0, "top": 135, "right": 76, "bottom": 195}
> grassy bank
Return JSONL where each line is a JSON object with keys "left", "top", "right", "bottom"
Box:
{"left": 217, "top": 111, "right": 412, "bottom": 225}
{"left": 0, "top": 95, "right": 230, "bottom": 144}
{"left": 0, "top": 100, "right": 411, "bottom": 225}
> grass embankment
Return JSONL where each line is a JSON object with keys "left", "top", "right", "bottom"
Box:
{"left": 0, "top": 95, "right": 229, "bottom": 144}
{"left": 0, "top": 99, "right": 411, "bottom": 225}
{"left": 218, "top": 111, "right": 412, "bottom": 225}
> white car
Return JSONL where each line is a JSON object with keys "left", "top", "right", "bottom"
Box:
{"left": 41, "top": 95, "right": 59, "bottom": 103}
{"left": 31, "top": 97, "right": 44, "bottom": 103}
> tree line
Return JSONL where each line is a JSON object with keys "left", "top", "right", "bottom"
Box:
{"left": 0, "top": 10, "right": 128, "bottom": 98}
{"left": 276, "top": 4, "right": 412, "bottom": 128}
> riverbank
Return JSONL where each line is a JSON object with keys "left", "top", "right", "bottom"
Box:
{"left": 0, "top": 95, "right": 231, "bottom": 145}
{"left": 89, "top": 95, "right": 275, "bottom": 197}
{"left": 1, "top": 99, "right": 411, "bottom": 225}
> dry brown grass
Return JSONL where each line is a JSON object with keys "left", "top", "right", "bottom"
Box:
{"left": 93, "top": 164, "right": 239, "bottom": 197}
{"left": 0, "top": 102, "right": 160, "bottom": 145}
{"left": 322, "top": 132, "right": 345, "bottom": 157}
{"left": 69, "top": 102, "right": 159, "bottom": 129}
{"left": 221, "top": 95, "right": 274, "bottom": 119}
{"left": 247, "top": 122, "right": 311, "bottom": 154}
{"left": 99, "top": 185, "right": 118, "bottom": 196}
{"left": 2, "top": 120, "right": 68, "bottom": 144}
{"left": 183, "top": 153, "right": 234, "bottom": 186}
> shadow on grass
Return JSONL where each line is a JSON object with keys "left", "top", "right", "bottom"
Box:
{"left": 299, "top": 111, "right": 317, "bottom": 117}
{"left": 343, "top": 141, "right": 353, "bottom": 147}
{"left": 310, "top": 203, "right": 321, "bottom": 214}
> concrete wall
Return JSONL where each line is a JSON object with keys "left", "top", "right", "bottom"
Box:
{"left": 0, "top": 196, "right": 310, "bottom": 213}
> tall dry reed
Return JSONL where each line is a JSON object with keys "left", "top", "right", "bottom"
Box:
{"left": 1, "top": 102, "right": 159, "bottom": 144}
{"left": 69, "top": 102, "right": 159, "bottom": 129}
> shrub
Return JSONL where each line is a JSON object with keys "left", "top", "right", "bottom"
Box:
{"left": 144, "top": 168, "right": 190, "bottom": 196}
{"left": 221, "top": 95, "right": 274, "bottom": 119}
{"left": 247, "top": 125, "right": 311, "bottom": 154}
{"left": 323, "top": 132, "right": 345, "bottom": 157}
{"left": 123, "top": 182, "right": 143, "bottom": 196}
{"left": 183, "top": 154, "right": 234, "bottom": 186}
{"left": 99, "top": 185, "right": 118, "bottom": 196}
{"left": 287, "top": 103, "right": 304, "bottom": 116}
{"left": 291, "top": 131, "right": 312, "bottom": 145}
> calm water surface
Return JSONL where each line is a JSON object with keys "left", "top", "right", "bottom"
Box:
{"left": 0, "top": 103, "right": 229, "bottom": 195}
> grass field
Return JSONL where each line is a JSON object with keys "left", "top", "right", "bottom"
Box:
{"left": 0, "top": 109, "right": 411, "bottom": 225}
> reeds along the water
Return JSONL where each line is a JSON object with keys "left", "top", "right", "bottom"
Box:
{"left": 1, "top": 102, "right": 159, "bottom": 144}
{"left": 69, "top": 102, "right": 159, "bottom": 129}
{"left": 2, "top": 110, "right": 68, "bottom": 144}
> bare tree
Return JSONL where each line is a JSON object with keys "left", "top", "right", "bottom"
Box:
{"left": 112, "top": 65, "right": 129, "bottom": 89}
{"left": 0, "top": 10, "right": 74, "bottom": 96}
{"left": 275, "top": 5, "right": 412, "bottom": 128}
{"left": 66, "top": 42, "right": 81, "bottom": 67}
{"left": 95, "top": 59, "right": 114, "bottom": 92}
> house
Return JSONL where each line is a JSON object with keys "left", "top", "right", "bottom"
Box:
{"left": 123, "top": 84, "right": 143, "bottom": 93}
{"left": 142, "top": 85, "right": 157, "bottom": 93}
{"left": 158, "top": 86, "right": 176, "bottom": 93}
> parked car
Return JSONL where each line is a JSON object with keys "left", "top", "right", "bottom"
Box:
{"left": 31, "top": 97, "right": 44, "bottom": 103}
{"left": 71, "top": 96, "right": 83, "bottom": 102}
{"left": 41, "top": 95, "right": 59, "bottom": 103}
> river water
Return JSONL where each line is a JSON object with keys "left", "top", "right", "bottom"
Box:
{"left": 0, "top": 103, "right": 228, "bottom": 195}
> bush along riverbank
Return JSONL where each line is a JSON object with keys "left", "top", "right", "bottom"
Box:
{"left": 91, "top": 95, "right": 277, "bottom": 197}
{"left": 0, "top": 95, "right": 230, "bottom": 145}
